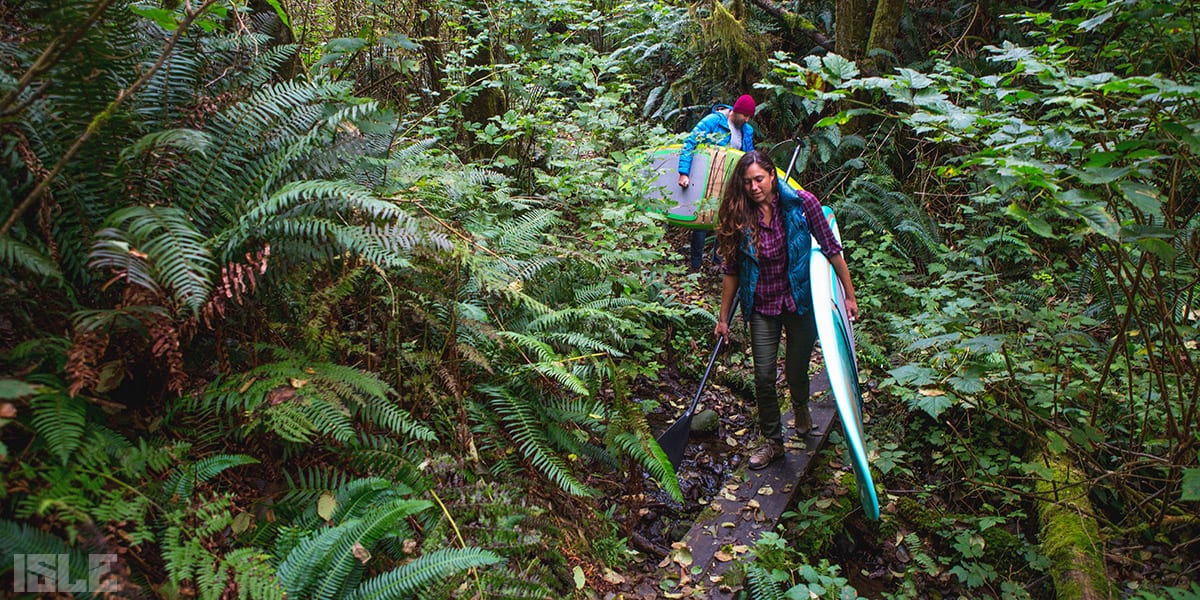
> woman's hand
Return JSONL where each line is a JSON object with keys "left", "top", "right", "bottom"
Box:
{"left": 828, "top": 253, "right": 859, "bottom": 322}
{"left": 844, "top": 295, "right": 859, "bottom": 322}
{"left": 678, "top": 174, "right": 690, "bottom": 188}
{"left": 714, "top": 320, "right": 730, "bottom": 340}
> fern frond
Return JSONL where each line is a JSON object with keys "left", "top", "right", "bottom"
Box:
{"left": 0, "top": 236, "right": 62, "bottom": 279}
{"left": 480, "top": 384, "right": 593, "bottom": 497}
{"left": 746, "top": 563, "right": 786, "bottom": 600}
{"left": 278, "top": 498, "right": 433, "bottom": 600}
{"left": 0, "top": 520, "right": 95, "bottom": 589}
{"left": 224, "top": 548, "right": 285, "bottom": 600}
{"left": 496, "top": 331, "right": 558, "bottom": 364}
{"left": 163, "top": 454, "right": 258, "bottom": 501}
{"left": 614, "top": 432, "right": 682, "bottom": 503}
{"left": 347, "top": 434, "right": 429, "bottom": 487}
{"left": 90, "top": 205, "right": 215, "bottom": 312}
{"left": 277, "top": 466, "right": 357, "bottom": 517}
{"left": 347, "top": 548, "right": 504, "bottom": 600}
{"left": 120, "top": 128, "right": 213, "bottom": 162}
{"left": 329, "top": 477, "right": 413, "bottom": 522}
{"left": 30, "top": 389, "right": 87, "bottom": 464}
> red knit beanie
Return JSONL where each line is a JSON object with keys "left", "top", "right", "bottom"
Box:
{"left": 732, "top": 94, "right": 756, "bottom": 117}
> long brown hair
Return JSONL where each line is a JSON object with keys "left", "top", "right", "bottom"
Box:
{"left": 715, "top": 150, "right": 777, "bottom": 265}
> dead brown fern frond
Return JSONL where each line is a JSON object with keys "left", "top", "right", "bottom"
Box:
{"left": 200, "top": 243, "right": 271, "bottom": 330}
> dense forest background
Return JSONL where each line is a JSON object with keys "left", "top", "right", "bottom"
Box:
{"left": 1, "top": 0, "right": 1197, "bottom": 598}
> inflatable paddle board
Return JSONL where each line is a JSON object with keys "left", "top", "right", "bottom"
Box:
{"left": 642, "top": 145, "right": 803, "bottom": 230}
{"left": 810, "top": 206, "right": 880, "bottom": 520}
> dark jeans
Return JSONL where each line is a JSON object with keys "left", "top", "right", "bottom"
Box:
{"left": 749, "top": 310, "right": 817, "bottom": 444}
{"left": 690, "top": 229, "right": 718, "bottom": 268}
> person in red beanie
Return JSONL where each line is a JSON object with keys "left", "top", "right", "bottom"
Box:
{"left": 678, "top": 94, "right": 757, "bottom": 270}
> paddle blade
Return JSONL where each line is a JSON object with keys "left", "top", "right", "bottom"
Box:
{"left": 656, "top": 414, "right": 693, "bottom": 470}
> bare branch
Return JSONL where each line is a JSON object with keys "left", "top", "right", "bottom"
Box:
{"left": 745, "top": 0, "right": 834, "bottom": 52}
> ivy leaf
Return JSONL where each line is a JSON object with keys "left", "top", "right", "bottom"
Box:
{"left": 889, "top": 364, "right": 938, "bottom": 386}
{"left": 1043, "top": 128, "right": 1074, "bottom": 151}
{"left": 1074, "top": 166, "right": 1130, "bottom": 185}
{"left": 1117, "top": 181, "right": 1161, "bottom": 216}
{"left": 129, "top": 4, "right": 179, "bottom": 30}
{"left": 819, "top": 54, "right": 860, "bottom": 85}
{"left": 1181, "top": 469, "right": 1200, "bottom": 502}
{"left": 1056, "top": 191, "right": 1118, "bottom": 240}
{"left": 949, "top": 374, "right": 985, "bottom": 394}
{"left": 911, "top": 391, "right": 953, "bottom": 418}
{"left": 1046, "top": 431, "right": 1067, "bottom": 454}
{"left": 1078, "top": 10, "right": 1115, "bottom": 32}
{"left": 1006, "top": 203, "right": 1054, "bottom": 238}
{"left": 1134, "top": 237, "right": 1177, "bottom": 262}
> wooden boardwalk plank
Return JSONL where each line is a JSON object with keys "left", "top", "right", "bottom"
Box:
{"left": 681, "top": 369, "right": 836, "bottom": 596}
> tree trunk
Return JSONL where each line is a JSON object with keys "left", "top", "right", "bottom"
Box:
{"left": 1035, "top": 445, "right": 1116, "bottom": 600}
{"left": 459, "top": 4, "right": 504, "bottom": 160}
{"left": 835, "top": 0, "right": 870, "bottom": 60}
{"left": 866, "top": 0, "right": 905, "bottom": 70}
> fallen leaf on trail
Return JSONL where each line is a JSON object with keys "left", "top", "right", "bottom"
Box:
{"left": 714, "top": 551, "right": 733, "bottom": 562}
{"left": 602, "top": 569, "right": 625, "bottom": 584}
{"left": 721, "top": 521, "right": 736, "bottom": 528}
{"left": 351, "top": 542, "right": 371, "bottom": 563}
{"left": 918, "top": 387, "right": 945, "bottom": 396}
{"left": 668, "top": 544, "right": 693, "bottom": 567}
{"left": 725, "top": 436, "right": 738, "bottom": 446}
{"left": 747, "top": 499, "right": 760, "bottom": 508}
{"left": 758, "top": 485, "right": 775, "bottom": 496}
{"left": 734, "top": 428, "right": 748, "bottom": 435}
{"left": 731, "top": 544, "right": 750, "bottom": 554}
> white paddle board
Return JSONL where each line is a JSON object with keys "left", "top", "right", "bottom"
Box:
{"left": 810, "top": 206, "right": 880, "bottom": 520}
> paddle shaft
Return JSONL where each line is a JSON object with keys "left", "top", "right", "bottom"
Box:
{"left": 683, "top": 298, "right": 739, "bottom": 419}
{"left": 657, "top": 301, "right": 740, "bottom": 469}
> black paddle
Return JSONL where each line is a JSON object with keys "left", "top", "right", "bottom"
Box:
{"left": 657, "top": 301, "right": 738, "bottom": 470}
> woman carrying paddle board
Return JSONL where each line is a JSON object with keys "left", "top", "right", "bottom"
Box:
{"left": 712, "top": 150, "right": 860, "bottom": 470}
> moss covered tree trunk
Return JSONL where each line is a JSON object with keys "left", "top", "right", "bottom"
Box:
{"left": 1035, "top": 446, "right": 1116, "bottom": 600}
{"left": 866, "top": 0, "right": 905, "bottom": 69}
